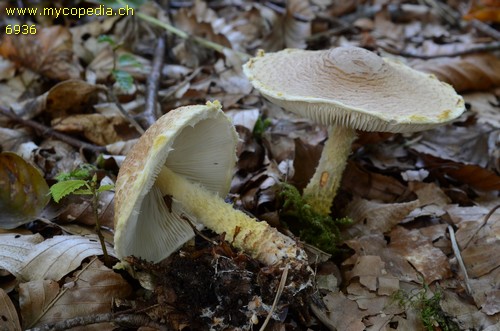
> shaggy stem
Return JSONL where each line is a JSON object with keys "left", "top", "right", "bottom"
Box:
{"left": 302, "top": 126, "right": 357, "bottom": 216}
{"left": 156, "top": 166, "right": 306, "bottom": 266}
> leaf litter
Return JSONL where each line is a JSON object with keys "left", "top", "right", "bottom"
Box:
{"left": 0, "top": 0, "right": 499, "bottom": 330}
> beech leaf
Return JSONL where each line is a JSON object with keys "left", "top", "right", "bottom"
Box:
{"left": 19, "top": 258, "right": 131, "bottom": 329}
{"left": 49, "top": 180, "right": 87, "bottom": 203}
{"left": 0, "top": 152, "right": 50, "bottom": 229}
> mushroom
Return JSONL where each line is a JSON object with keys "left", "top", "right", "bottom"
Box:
{"left": 114, "top": 101, "right": 307, "bottom": 266}
{"left": 243, "top": 46, "right": 465, "bottom": 215}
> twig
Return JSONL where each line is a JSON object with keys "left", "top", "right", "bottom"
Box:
{"left": 107, "top": 91, "right": 145, "bottom": 135}
{"left": 26, "top": 313, "right": 167, "bottom": 331}
{"left": 136, "top": 12, "right": 251, "bottom": 61}
{"left": 259, "top": 264, "right": 289, "bottom": 331}
{"left": 0, "top": 105, "right": 107, "bottom": 153}
{"left": 420, "top": 0, "right": 460, "bottom": 26}
{"left": 139, "top": 33, "right": 167, "bottom": 129}
{"left": 447, "top": 225, "right": 472, "bottom": 296}
{"left": 161, "top": 66, "right": 203, "bottom": 102}
{"left": 380, "top": 41, "right": 500, "bottom": 59}
{"left": 469, "top": 19, "right": 500, "bottom": 41}
{"left": 464, "top": 204, "right": 500, "bottom": 249}
{"left": 180, "top": 213, "right": 219, "bottom": 245}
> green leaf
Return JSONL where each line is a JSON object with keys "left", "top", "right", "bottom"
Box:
{"left": 50, "top": 180, "right": 87, "bottom": 203}
{"left": 97, "top": 184, "right": 115, "bottom": 193}
{"left": 97, "top": 34, "right": 116, "bottom": 46}
{"left": 112, "top": 69, "right": 134, "bottom": 91}
{"left": 118, "top": 54, "right": 142, "bottom": 68}
{"left": 73, "top": 188, "right": 93, "bottom": 195}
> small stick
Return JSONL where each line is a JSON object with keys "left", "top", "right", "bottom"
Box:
{"left": 139, "top": 33, "right": 167, "bottom": 129}
{"left": 180, "top": 213, "right": 219, "bottom": 245}
{"left": 259, "top": 264, "right": 289, "bottom": 331}
{"left": 469, "top": 19, "right": 500, "bottom": 41}
{"left": 107, "top": 91, "right": 145, "bottom": 135}
{"left": 380, "top": 41, "right": 500, "bottom": 59}
{"left": 26, "top": 313, "right": 167, "bottom": 331}
{"left": 0, "top": 105, "right": 107, "bottom": 153}
{"left": 448, "top": 225, "right": 472, "bottom": 295}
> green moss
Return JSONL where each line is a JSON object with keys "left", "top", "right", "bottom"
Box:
{"left": 393, "top": 283, "right": 460, "bottom": 331}
{"left": 279, "top": 182, "right": 351, "bottom": 254}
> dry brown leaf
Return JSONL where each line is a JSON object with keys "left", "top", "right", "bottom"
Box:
{"left": 411, "top": 125, "right": 490, "bottom": 168}
{"left": 0, "top": 152, "right": 50, "bottom": 229}
{"left": 321, "top": 292, "right": 366, "bottom": 331}
{"left": 465, "top": 92, "right": 500, "bottom": 128}
{"left": 411, "top": 54, "right": 500, "bottom": 92}
{"left": 291, "top": 138, "right": 322, "bottom": 191}
{"left": 0, "top": 288, "right": 21, "bottom": 330}
{"left": 341, "top": 161, "right": 407, "bottom": 202}
{"left": 389, "top": 227, "right": 451, "bottom": 283}
{"left": 0, "top": 234, "right": 44, "bottom": 276}
{"left": 453, "top": 205, "right": 500, "bottom": 279}
{"left": 346, "top": 255, "right": 384, "bottom": 291}
{"left": 57, "top": 191, "right": 114, "bottom": 229}
{"left": 19, "top": 258, "right": 132, "bottom": 330}
{"left": 344, "top": 235, "right": 421, "bottom": 283}
{"left": 0, "top": 235, "right": 114, "bottom": 282}
{"left": 45, "top": 80, "right": 102, "bottom": 118}
{"left": 0, "top": 26, "right": 82, "bottom": 80}
{"left": 52, "top": 113, "right": 130, "bottom": 146}
{"left": 284, "top": 0, "right": 314, "bottom": 49}
{"left": 441, "top": 289, "right": 500, "bottom": 329}
{"left": 0, "top": 127, "right": 31, "bottom": 154}
{"left": 345, "top": 197, "right": 420, "bottom": 235}
{"left": 18, "top": 79, "right": 101, "bottom": 119}
{"left": 420, "top": 153, "right": 500, "bottom": 191}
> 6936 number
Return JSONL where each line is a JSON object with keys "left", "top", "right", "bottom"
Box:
{"left": 5, "top": 24, "right": 37, "bottom": 35}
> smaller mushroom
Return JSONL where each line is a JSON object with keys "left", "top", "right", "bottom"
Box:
{"left": 243, "top": 46, "right": 465, "bottom": 216}
{"left": 114, "top": 101, "right": 307, "bottom": 267}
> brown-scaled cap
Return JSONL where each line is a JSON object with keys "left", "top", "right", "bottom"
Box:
{"left": 243, "top": 47, "right": 465, "bottom": 132}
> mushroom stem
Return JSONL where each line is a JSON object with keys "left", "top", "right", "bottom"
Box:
{"left": 302, "top": 126, "right": 357, "bottom": 216}
{"left": 156, "top": 166, "right": 307, "bottom": 266}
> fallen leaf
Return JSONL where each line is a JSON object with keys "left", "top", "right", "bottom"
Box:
{"left": 411, "top": 54, "right": 500, "bottom": 92}
{"left": 0, "top": 152, "right": 50, "bottom": 229}
{"left": 321, "top": 291, "right": 365, "bottom": 331}
{"left": 0, "top": 234, "right": 114, "bottom": 282}
{"left": 52, "top": 113, "right": 130, "bottom": 145}
{"left": 389, "top": 227, "right": 452, "bottom": 283}
{"left": 0, "top": 25, "right": 82, "bottom": 80}
{"left": 0, "top": 234, "right": 44, "bottom": 275}
{"left": 465, "top": 92, "right": 500, "bottom": 128}
{"left": 0, "top": 288, "right": 22, "bottom": 331}
{"left": 19, "top": 258, "right": 131, "bottom": 330}
{"left": 345, "top": 197, "right": 420, "bottom": 235}
{"left": 341, "top": 161, "right": 407, "bottom": 202}
{"left": 284, "top": 0, "right": 314, "bottom": 49}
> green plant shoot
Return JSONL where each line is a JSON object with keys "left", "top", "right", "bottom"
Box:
{"left": 50, "top": 164, "right": 114, "bottom": 267}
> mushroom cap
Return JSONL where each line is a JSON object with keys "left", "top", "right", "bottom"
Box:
{"left": 243, "top": 47, "right": 465, "bottom": 132}
{"left": 114, "top": 101, "right": 238, "bottom": 262}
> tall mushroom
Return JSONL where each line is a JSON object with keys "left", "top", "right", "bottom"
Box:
{"left": 114, "top": 101, "right": 307, "bottom": 267}
{"left": 243, "top": 46, "right": 465, "bottom": 216}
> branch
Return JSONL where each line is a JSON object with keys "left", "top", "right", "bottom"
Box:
{"left": 0, "top": 106, "right": 107, "bottom": 154}
{"left": 26, "top": 313, "right": 168, "bottom": 331}
{"left": 381, "top": 41, "right": 500, "bottom": 59}
{"left": 138, "top": 32, "right": 166, "bottom": 129}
